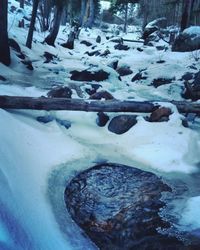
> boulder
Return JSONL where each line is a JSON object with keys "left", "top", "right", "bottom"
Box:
{"left": 85, "top": 83, "right": 102, "bottom": 96}
{"left": 152, "top": 77, "right": 174, "bottom": 88}
{"left": 182, "top": 71, "right": 200, "bottom": 100}
{"left": 107, "top": 60, "right": 119, "bottom": 70}
{"left": 96, "top": 112, "right": 109, "bottom": 127}
{"left": 89, "top": 90, "right": 114, "bottom": 100}
{"left": 172, "top": 26, "right": 200, "bottom": 52}
{"left": 116, "top": 66, "right": 133, "bottom": 76}
{"left": 47, "top": 86, "right": 72, "bottom": 98}
{"left": 149, "top": 107, "right": 172, "bottom": 122}
{"left": 70, "top": 69, "right": 109, "bottom": 82}
{"left": 65, "top": 163, "right": 191, "bottom": 249}
{"left": 108, "top": 115, "right": 137, "bottom": 134}
{"left": 21, "top": 60, "right": 34, "bottom": 70}
{"left": 85, "top": 50, "right": 101, "bottom": 57}
{"left": 142, "top": 18, "right": 167, "bottom": 41}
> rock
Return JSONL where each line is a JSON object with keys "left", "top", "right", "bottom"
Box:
{"left": 37, "top": 115, "right": 54, "bottom": 123}
{"left": 156, "top": 45, "right": 166, "bottom": 51}
{"left": 85, "top": 50, "right": 101, "bottom": 56}
{"left": 181, "top": 72, "right": 194, "bottom": 81}
{"left": 56, "top": 119, "right": 71, "bottom": 129}
{"left": 116, "top": 66, "right": 133, "bottom": 76}
{"left": 17, "top": 53, "right": 26, "bottom": 60}
{"left": 47, "top": 86, "right": 72, "bottom": 98}
{"left": 96, "top": 35, "right": 101, "bottom": 43}
{"left": 137, "top": 47, "right": 143, "bottom": 52}
{"left": 43, "top": 51, "right": 57, "bottom": 63}
{"left": 65, "top": 163, "right": 190, "bottom": 250}
{"left": 149, "top": 107, "right": 172, "bottom": 122}
{"left": 172, "top": 26, "right": 200, "bottom": 52}
{"left": 108, "top": 60, "right": 118, "bottom": 70}
{"left": 89, "top": 90, "right": 114, "bottom": 100}
{"left": 182, "top": 71, "right": 200, "bottom": 100}
{"left": 70, "top": 70, "right": 109, "bottom": 82}
{"left": 0, "top": 75, "right": 6, "bottom": 81}
{"left": 80, "top": 40, "right": 92, "bottom": 47}
{"left": 85, "top": 84, "right": 102, "bottom": 96}
{"left": 8, "top": 38, "right": 21, "bottom": 52}
{"left": 114, "top": 43, "right": 130, "bottom": 51}
{"left": 96, "top": 112, "right": 109, "bottom": 127}
{"left": 21, "top": 60, "right": 34, "bottom": 70}
{"left": 100, "top": 49, "right": 110, "bottom": 57}
{"left": 131, "top": 72, "right": 147, "bottom": 82}
{"left": 142, "top": 17, "right": 167, "bottom": 41}
{"left": 152, "top": 77, "right": 174, "bottom": 88}
{"left": 156, "top": 60, "right": 166, "bottom": 64}
{"left": 108, "top": 115, "right": 137, "bottom": 134}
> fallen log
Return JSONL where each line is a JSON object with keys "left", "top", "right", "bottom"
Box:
{"left": 123, "top": 39, "right": 144, "bottom": 43}
{"left": 0, "top": 95, "right": 200, "bottom": 114}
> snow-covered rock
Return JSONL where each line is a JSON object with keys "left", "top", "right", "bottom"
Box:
{"left": 172, "top": 26, "right": 200, "bottom": 52}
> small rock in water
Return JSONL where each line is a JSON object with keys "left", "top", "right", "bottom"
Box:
{"left": 152, "top": 77, "right": 174, "bottom": 88}
{"left": 80, "top": 40, "right": 92, "bottom": 47}
{"left": 96, "top": 112, "right": 109, "bottom": 127}
{"left": 96, "top": 35, "right": 101, "bottom": 43}
{"left": 116, "top": 66, "right": 133, "bottom": 76}
{"left": 0, "top": 75, "right": 6, "bottom": 81}
{"left": 114, "top": 43, "right": 130, "bottom": 51}
{"left": 37, "top": 115, "right": 54, "bottom": 123}
{"left": 108, "top": 115, "right": 137, "bottom": 134}
{"left": 149, "top": 107, "right": 172, "bottom": 122}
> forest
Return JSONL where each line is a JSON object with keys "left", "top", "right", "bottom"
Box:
{"left": 0, "top": 0, "right": 200, "bottom": 250}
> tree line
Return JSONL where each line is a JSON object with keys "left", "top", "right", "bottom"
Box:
{"left": 0, "top": 0, "right": 200, "bottom": 66}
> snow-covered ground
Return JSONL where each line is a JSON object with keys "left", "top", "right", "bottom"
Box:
{"left": 0, "top": 1, "right": 200, "bottom": 249}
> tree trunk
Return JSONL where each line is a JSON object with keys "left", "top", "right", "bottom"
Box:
{"left": 123, "top": 2, "right": 128, "bottom": 33}
{"left": 39, "top": 0, "right": 52, "bottom": 32}
{"left": 44, "top": 5, "right": 63, "bottom": 46}
{"left": 0, "top": 0, "right": 10, "bottom": 66}
{"left": 1, "top": 96, "right": 200, "bottom": 114}
{"left": 82, "top": 0, "right": 90, "bottom": 27}
{"left": 20, "top": 0, "right": 24, "bottom": 8}
{"left": 80, "top": 0, "right": 86, "bottom": 26}
{"left": 180, "top": 0, "right": 193, "bottom": 31}
{"left": 26, "top": 0, "right": 40, "bottom": 49}
{"left": 86, "top": 0, "right": 95, "bottom": 28}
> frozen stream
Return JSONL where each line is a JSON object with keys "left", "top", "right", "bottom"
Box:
{"left": 0, "top": 83, "right": 200, "bottom": 249}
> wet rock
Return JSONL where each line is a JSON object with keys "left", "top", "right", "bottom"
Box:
{"left": 114, "top": 43, "right": 130, "bottom": 51}
{"left": 9, "top": 38, "right": 21, "bottom": 52}
{"left": 156, "top": 45, "right": 166, "bottom": 51}
{"left": 47, "top": 86, "right": 72, "bottom": 98}
{"left": 37, "top": 115, "right": 54, "bottom": 123}
{"left": 152, "top": 77, "right": 174, "bottom": 88}
{"left": 65, "top": 163, "right": 182, "bottom": 250}
{"left": 131, "top": 72, "right": 147, "bottom": 82}
{"left": 43, "top": 51, "right": 57, "bottom": 63}
{"left": 85, "top": 84, "right": 102, "bottom": 96}
{"left": 56, "top": 119, "right": 71, "bottom": 129}
{"left": 0, "top": 75, "right": 6, "bottom": 81}
{"left": 89, "top": 90, "right": 114, "bottom": 100}
{"left": 70, "top": 70, "right": 109, "bottom": 82}
{"left": 96, "top": 112, "right": 109, "bottom": 127}
{"left": 181, "top": 72, "right": 194, "bottom": 81}
{"left": 96, "top": 35, "right": 101, "bottom": 43}
{"left": 108, "top": 115, "right": 137, "bottom": 134}
{"left": 116, "top": 66, "right": 133, "bottom": 76}
{"left": 149, "top": 107, "right": 172, "bottom": 122}
{"left": 17, "top": 53, "right": 26, "bottom": 60}
{"left": 80, "top": 40, "right": 92, "bottom": 47}
{"left": 172, "top": 26, "right": 200, "bottom": 52}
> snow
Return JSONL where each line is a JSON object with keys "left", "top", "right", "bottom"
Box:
{"left": 183, "top": 26, "right": 200, "bottom": 36}
{"left": 100, "top": 1, "right": 111, "bottom": 10}
{"left": 0, "top": 0, "right": 200, "bottom": 249}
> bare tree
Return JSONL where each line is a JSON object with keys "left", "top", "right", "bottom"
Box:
{"left": 0, "top": 0, "right": 10, "bottom": 66}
